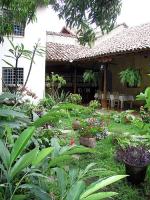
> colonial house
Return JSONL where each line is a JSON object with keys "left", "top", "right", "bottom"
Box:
{"left": 46, "top": 23, "right": 150, "bottom": 107}
{"left": 1, "top": 6, "right": 150, "bottom": 107}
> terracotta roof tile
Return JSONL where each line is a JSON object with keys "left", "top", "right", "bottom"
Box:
{"left": 46, "top": 23, "right": 150, "bottom": 62}
{"left": 76, "top": 23, "right": 150, "bottom": 60}
{"left": 46, "top": 31, "right": 76, "bottom": 38}
{"left": 46, "top": 42, "right": 88, "bottom": 62}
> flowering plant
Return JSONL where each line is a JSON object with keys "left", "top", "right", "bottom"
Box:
{"left": 78, "top": 118, "right": 104, "bottom": 137}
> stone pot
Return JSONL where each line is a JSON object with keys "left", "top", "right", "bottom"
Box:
{"left": 72, "top": 120, "right": 81, "bottom": 130}
{"left": 79, "top": 136, "right": 96, "bottom": 148}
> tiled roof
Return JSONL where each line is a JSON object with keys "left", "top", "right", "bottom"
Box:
{"left": 46, "top": 42, "right": 88, "bottom": 62}
{"left": 46, "top": 31, "right": 76, "bottom": 38}
{"left": 46, "top": 23, "right": 150, "bottom": 62}
{"left": 76, "top": 23, "right": 150, "bottom": 60}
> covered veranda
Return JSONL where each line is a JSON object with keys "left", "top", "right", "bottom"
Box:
{"left": 46, "top": 23, "right": 150, "bottom": 108}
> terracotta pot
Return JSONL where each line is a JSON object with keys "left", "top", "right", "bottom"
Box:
{"left": 101, "top": 99, "right": 107, "bottom": 109}
{"left": 72, "top": 120, "right": 81, "bottom": 130}
{"left": 79, "top": 136, "right": 96, "bottom": 148}
{"left": 125, "top": 162, "right": 148, "bottom": 185}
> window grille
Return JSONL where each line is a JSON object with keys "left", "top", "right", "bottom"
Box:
{"left": 13, "top": 24, "right": 25, "bottom": 36}
{"left": 0, "top": 8, "right": 25, "bottom": 36}
{"left": 2, "top": 67, "right": 24, "bottom": 85}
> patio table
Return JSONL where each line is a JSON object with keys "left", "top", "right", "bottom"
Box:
{"left": 110, "top": 94, "right": 134, "bottom": 109}
{"left": 119, "top": 95, "right": 134, "bottom": 109}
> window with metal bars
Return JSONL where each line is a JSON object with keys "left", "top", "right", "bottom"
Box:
{"left": 0, "top": 9, "right": 25, "bottom": 36}
{"left": 13, "top": 24, "right": 25, "bottom": 36}
{"left": 2, "top": 67, "right": 24, "bottom": 86}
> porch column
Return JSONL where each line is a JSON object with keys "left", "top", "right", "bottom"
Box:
{"left": 101, "top": 63, "right": 108, "bottom": 108}
{"left": 103, "top": 64, "right": 107, "bottom": 99}
{"left": 73, "top": 67, "right": 77, "bottom": 93}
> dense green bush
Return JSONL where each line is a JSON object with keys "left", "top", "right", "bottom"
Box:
{"left": 67, "top": 93, "right": 82, "bottom": 104}
{"left": 52, "top": 103, "right": 93, "bottom": 118}
{"left": 89, "top": 100, "right": 101, "bottom": 110}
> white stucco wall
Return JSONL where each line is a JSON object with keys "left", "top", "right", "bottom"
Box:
{"left": 0, "top": 7, "right": 48, "bottom": 102}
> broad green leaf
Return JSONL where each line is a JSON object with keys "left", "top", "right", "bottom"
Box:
{"left": 0, "top": 140, "right": 10, "bottom": 169}
{"left": 9, "top": 39, "right": 15, "bottom": 50}
{"left": 69, "top": 168, "right": 79, "bottom": 185}
{"left": 33, "top": 113, "right": 53, "bottom": 128}
{"left": 27, "top": 173, "right": 48, "bottom": 179}
{"left": 5, "top": 126, "right": 14, "bottom": 145}
{"left": 10, "top": 148, "right": 38, "bottom": 179}
{"left": 19, "top": 184, "right": 51, "bottom": 200}
{"left": 0, "top": 92, "right": 19, "bottom": 102}
{"left": 63, "top": 146, "right": 95, "bottom": 155}
{"left": 82, "top": 192, "right": 118, "bottom": 200}
{"left": 4, "top": 55, "right": 15, "bottom": 59}
{"left": 49, "top": 155, "right": 72, "bottom": 168}
{"left": 0, "top": 121, "right": 24, "bottom": 129}
{"left": 0, "top": 163, "right": 7, "bottom": 175}
{"left": 55, "top": 168, "right": 67, "bottom": 197}
{"left": 80, "top": 175, "right": 127, "bottom": 199}
{"left": 66, "top": 180, "right": 85, "bottom": 200}
{"left": 2, "top": 59, "right": 14, "bottom": 67}
{"left": 82, "top": 163, "right": 96, "bottom": 177}
{"left": 32, "top": 147, "right": 53, "bottom": 165}
{"left": 0, "top": 109, "right": 28, "bottom": 118}
{"left": 12, "top": 195, "right": 27, "bottom": 200}
{"left": 10, "top": 126, "right": 35, "bottom": 165}
{"left": 51, "top": 138, "right": 61, "bottom": 157}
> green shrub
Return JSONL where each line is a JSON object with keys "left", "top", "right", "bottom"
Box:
{"left": 38, "top": 96, "right": 56, "bottom": 109}
{"left": 136, "top": 87, "right": 150, "bottom": 110}
{"left": 89, "top": 100, "right": 101, "bottom": 110}
{"left": 67, "top": 93, "right": 82, "bottom": 104}
{"left": 52, "top": 103, "right": 93, "bottom": 118}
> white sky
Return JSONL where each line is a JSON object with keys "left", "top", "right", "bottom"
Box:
{"left": 117, "top": 0, "right": 150, "bottom": 26}
{"left": 45, "top": 0, "right": 150, "bottom": 32}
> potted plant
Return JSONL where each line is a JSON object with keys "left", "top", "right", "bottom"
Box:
{"left": 116, "top": 146, "right": 150, "bottom": 185}
{"left": 79, "top": 125, "right": 97, "bottom": 148}
{"left": 83, "top": 70, "right": 98, "bottom": 87}
{"left": 119, "top": 68, "right": 141, "bottom": 87}
{"left": 78, "top": 118, "right": 104, "bottom": 147}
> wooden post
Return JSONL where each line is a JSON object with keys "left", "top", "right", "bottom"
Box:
{"left": 103, "top": 64, "right": 107, "bottom": 99}
{"left": 73, "top": 67, "right": 77, "bottom": 93}
{"left": 101, "top": 64, "right": 108, "bottom": 108}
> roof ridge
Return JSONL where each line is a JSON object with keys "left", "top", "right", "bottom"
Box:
{"left": 46, "top": 31, "right": 76, "bottom": 38}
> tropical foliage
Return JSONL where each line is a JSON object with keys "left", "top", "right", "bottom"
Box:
{"left": 119, "top": 68, "right": 142, "bottom": 87}
{"left": 83, "top": 70, "right": 98, "bottom": 86}
{"left": 136, "top": 87, "right": 150, "bottom": 110}
{"left": 67, "top": 93, "right": 82, "bottom": 104}
{"left": 0, "top": 0, "right": 122, "bottom": 45}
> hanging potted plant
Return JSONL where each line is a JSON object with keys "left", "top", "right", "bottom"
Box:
{"left": 116, "top": 146, "right": 150, "bottom": 185}
{"left": 119, "top": 68, "right": 141, "bottom": 87}
{"left": 83, "top": 70, "right": 98, "bottom": 87}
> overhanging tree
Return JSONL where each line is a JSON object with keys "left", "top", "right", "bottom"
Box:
{"left": 0, "top": 0, "right": 122, "bottom": 44}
